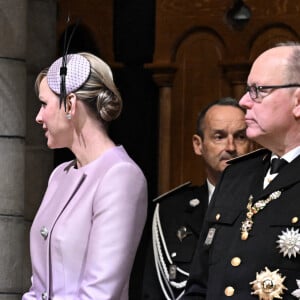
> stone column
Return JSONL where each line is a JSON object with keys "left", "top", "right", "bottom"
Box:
{"left": 23, "top": 0, "right": 56, "bottom": 296}
{"left": 0, "top": 1, "right": 27, "bottom": 299}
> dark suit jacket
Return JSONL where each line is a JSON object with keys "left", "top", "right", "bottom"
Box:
{"left": 183, "top": 149, "right": 300, "bottom": 300}
{"left": 141, "top": 182, "right": 209, "bottom": 299}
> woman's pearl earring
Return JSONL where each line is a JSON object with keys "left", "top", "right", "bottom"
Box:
{"left": 66, "top": 113, "right": 71, "bottom": 120}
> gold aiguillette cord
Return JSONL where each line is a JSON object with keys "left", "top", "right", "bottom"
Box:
{"left": 240, "top": 191, "right": 282, "bottom": 240}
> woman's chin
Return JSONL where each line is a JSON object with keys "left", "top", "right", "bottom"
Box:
{"left": 46, "top": 139, "right": 56, "bottom": 149}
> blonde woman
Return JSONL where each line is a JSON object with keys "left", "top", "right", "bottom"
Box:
{"left": 23, "top": 52, "right": 148, "bottom": 300}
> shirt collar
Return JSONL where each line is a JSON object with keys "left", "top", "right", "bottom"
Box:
{"left": 273, "top": 146, "right": 300, "bottom": 163}
{"left": 206, "top": 179, "right": 215, "bottom": 203}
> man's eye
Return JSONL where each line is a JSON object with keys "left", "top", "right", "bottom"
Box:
{"left": 237, "top": 134, "right": 246, "bottom": 140}
{"left": 258, "top": 87, "right": 270, "bottom": 95}
{"left": 214, "top": 135, "right": 223, "bottom": 140}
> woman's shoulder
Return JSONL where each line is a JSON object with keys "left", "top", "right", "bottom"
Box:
{"left": 99, "top": 145, "right": 141, "bottom": 170}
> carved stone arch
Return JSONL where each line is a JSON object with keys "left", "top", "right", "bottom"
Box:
{"left": 249, "top": 25, "right": 300, "bottom": 61}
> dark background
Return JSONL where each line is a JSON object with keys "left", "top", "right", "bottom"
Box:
{"left": 55, "top": 2, "right": 157, "bottom": 298}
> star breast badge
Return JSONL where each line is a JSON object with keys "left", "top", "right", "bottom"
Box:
{"left": 276, "top": 227, "right": 300, "bottom": 258}
{"left": 292, "top": 279, "right": 300, "bottom": 298}
{"left": 250, "top": 267, "right": 287, "bottom": 300}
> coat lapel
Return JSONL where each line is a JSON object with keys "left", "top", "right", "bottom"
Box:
{"left": 186, "top": 184, "right": 208, "bottom": 234}
{"left": 254, "top": 154, "right": 300, "bottom": 200}
{"left": 245, "top": 151, "right": 271, "bottom": 199}
{"left": 40, "top": 162, "right": 87, "bottom": 230}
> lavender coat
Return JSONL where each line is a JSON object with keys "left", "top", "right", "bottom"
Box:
{"left": 22, "top": 146, "right": 148, "bottom": 300}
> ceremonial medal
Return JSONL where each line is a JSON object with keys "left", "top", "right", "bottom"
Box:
{"left": 250, "top": 267, "right": 287, "bottom": 300}
{"left": 277, "top": 227, "right": 300, "bottom": 258}
{"left": 240, "top": 191, "right": 282, "bottom": 240}
{"left": 177, "top": 226, "right": 191, "bottom": 242}
{"left": 292, "top": 279, "right": 300, "bottom": 298}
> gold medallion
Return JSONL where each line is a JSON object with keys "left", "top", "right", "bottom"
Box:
{"left": 250, "top": 267, "right": 287, "bottom": 300}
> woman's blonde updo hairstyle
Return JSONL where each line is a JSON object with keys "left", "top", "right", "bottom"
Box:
{"left": 74, "top": 52, "right": 122, "bottom": 124}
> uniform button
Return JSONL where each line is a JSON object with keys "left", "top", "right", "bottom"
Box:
{"left": 224, "top": 286, "right": 235, "bottom": 296}
{"left": 231, "top": 257, "right": 241, "bottom": 267}
{"left": 216, "top": 213, "right": 221, "bottom": 221}
{"left": 40, "top": 226, "right": 49, "bottom": 240}
{"left": 41, "top": 292, "right": 48, "bottom": 300}
{"left": 189, "top": 198, "right": 200, "bottom": 207}
{"left": 292, "top": 217, "right": 299, "bottom": 224}
{"left": 171, "top": 252, "right": 177, "bottom": 258}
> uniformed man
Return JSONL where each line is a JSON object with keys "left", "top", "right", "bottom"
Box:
{"left": 183, "top": 42, "right": 300, "bottom": 300}
{"left": 141, "top": 97, "right": 253, "bottom": 299}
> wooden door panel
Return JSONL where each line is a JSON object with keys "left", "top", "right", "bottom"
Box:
{"left": 170, "top": 32, "right": 229, "bottom": 188}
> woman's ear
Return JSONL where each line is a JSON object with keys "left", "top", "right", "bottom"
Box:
{"left": 66, "top": 93, "right": 77, "bottom": 115}
{"left": 192, "top": 134, "right": 203, "bottom": 156}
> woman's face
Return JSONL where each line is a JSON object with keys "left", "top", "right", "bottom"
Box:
{"left": 36, "top": 77, "right": 72, "bottom": 149}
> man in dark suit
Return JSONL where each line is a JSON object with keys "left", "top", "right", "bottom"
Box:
{"left": 141, "top": 97, "right": 253, "bottom": 299}
{"left": 183, "top": 42, "right": 300, "bottom": 300}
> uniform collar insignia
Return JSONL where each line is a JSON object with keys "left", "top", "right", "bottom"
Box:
{"left": 177, "top": 226, "right": 191, "bottom": 242}
{"left": 189, "top": 198, "right": 200, "bottom": 207}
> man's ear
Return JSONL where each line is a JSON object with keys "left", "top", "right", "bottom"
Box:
{"left": 192, "top": 134, "right": 203, "bottom": 156}
{"left": 293, "top": 89, "right": 300, "bottom": 118}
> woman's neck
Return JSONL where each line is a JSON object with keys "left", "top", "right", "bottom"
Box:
{"left": 70, "top": 124, "right": 116, "bottom": 168}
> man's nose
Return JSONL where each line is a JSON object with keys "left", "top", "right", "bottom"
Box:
{"left": 239, "top": 92, "right": 253, "bottom": 109}
{"left": 225, "top": 136, "right": 236, "bottom": 152}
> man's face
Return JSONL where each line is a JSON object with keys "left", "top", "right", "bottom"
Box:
{"left": 239, "top": 47, "right": 296, "bottom": 149}
{"left": 193, "top": 105, "right": 252, "bottom": 183}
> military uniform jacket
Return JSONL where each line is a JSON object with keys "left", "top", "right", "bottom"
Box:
{"left": 142, "top": 182, "right": 209, "bottom": 299}
{"left": 183, "top": 149, "right": 300, "bottom": 300}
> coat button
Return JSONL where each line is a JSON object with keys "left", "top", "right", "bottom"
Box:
{"left": 40, "top": 226, "right": 49, "bottom": 240}
{"left": 216, "top": 213, "right": 221, "bottom": 221}
{"left": 292, "top": 217, "right": 299, "bottom": 224}
{"left": 41, "top": 292, "right": 48, "bottom": 300}
{"left": 231, "top": 257, "right": 241, "bottom": 267}
{"left": 224, "top": 286, "right": 235, "bottom": 296}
